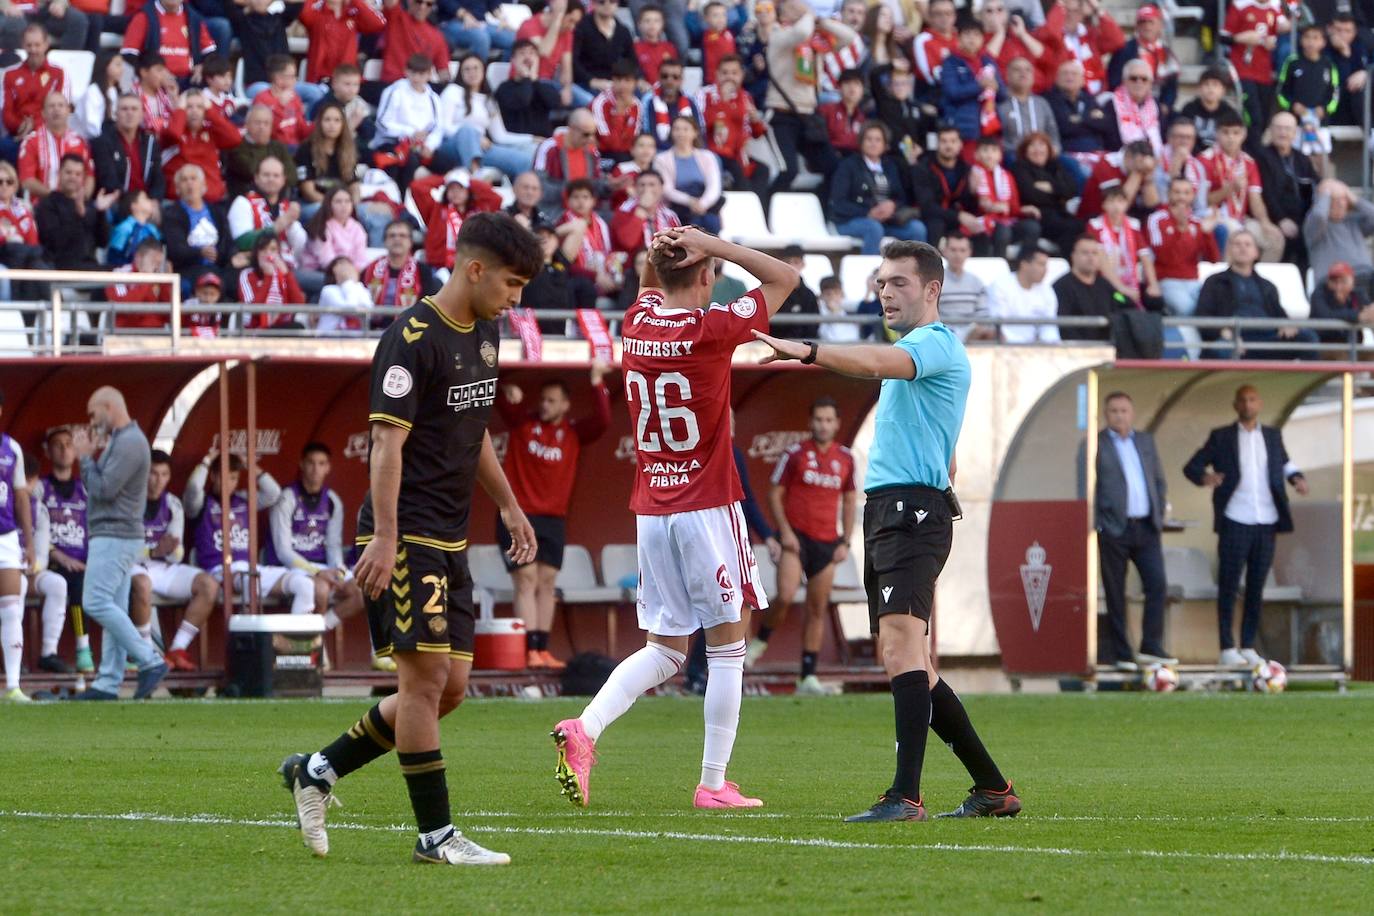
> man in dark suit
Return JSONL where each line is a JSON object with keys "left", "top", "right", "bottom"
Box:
{"left": 1095, "top": 392, "right": 1175, "bottom": 671}
{"left": 1183, "top": 385, "right": 1309, "bottom": 667}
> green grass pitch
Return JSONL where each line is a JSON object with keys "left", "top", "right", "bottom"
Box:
{"left": 2, "top": 690, "right": 1372, "bottom": 913}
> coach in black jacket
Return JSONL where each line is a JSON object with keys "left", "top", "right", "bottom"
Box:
{"left": 1095, "top": 391, "right": 1173, "bottom": 669}
{"left": 1183, "top": 385, "right": 1309, "bottom": 666}
{"left": 91, "top": 95, "right": 166, "bottom": 202}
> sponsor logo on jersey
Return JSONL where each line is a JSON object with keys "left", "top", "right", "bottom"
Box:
{"left": 209, "top": 428, "right": 282, "bottom": 457}
{"left": 382, "top": 365, "right": 413, "bottom": 398}
{"left": 642, "top": 457, "right": 703, "bottom": 488}
{"left": 729, "top": 295, "right": 757, "bottom": 319}
{"left": 801, "top": 468, "right": 844, "bottom": 489}
{"left": 447, "top": 378, "right": 497, "bottom": 411}
{"left": 480, "top": 340, "right": 497, "bottom": 367}
{"left": 527, "top": 439, "right": 564, "bottom": 462}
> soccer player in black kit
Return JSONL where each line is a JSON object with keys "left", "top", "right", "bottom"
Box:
{"left": 280, "top": 213, "right": 543, "bottom": 865}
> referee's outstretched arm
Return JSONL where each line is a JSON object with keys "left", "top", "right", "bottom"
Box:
{"left": 750, "top": 333, "right": 919, "bottom": 381}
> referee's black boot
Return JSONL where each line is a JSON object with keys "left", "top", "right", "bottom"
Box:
{"left": 938, "top": 782, "right": 1021, "bottom": 818}
{"left": 844, "top": 793, "right": 927, "bottom": 822}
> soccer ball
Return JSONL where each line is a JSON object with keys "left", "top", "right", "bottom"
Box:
{"left": 1251, "top": 660, "right": 1288, "bottom": 694}
{"left": 1145, "top": 663, "right": 1179, "bottom": 693}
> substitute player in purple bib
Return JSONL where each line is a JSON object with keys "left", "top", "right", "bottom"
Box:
{"left": 753, "top": 240, "right": 1020, "bottom": 822}
{"left": 279, "top": 213, "right": 543, "bottom": 866}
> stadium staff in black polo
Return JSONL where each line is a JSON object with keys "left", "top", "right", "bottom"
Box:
{"left": 752, "top": 240, "right": 1019, "bottom": 823}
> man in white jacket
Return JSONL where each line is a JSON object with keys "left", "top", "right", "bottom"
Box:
{"left": 373, "top": 54, "right": 444, "bottom": 187}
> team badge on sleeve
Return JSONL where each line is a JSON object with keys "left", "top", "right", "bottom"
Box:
{"left": 729, "top": 296, "right": 757, "bottom": 319}
{"left": 382, "top": 366, "right": 413, "bottom": 398}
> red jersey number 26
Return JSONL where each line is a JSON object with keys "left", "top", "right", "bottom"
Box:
{"left": 626, "top": 369, "right": 701, "bottom": 453}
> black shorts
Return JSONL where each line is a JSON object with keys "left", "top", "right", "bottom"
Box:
{"left": 862, "top": 486, "right": 953, "bottom": 634}
{"left": 495, "top": 513, "right": 566, "bottom": 571}
{"left": 795, "top": 531, "right": 842, "bottom": 579}
{"left": 363, "top": 539, "right": 476, "bottom": 661}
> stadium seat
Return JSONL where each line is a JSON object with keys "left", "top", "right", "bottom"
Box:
{"left": 599, "top": 543, "right": 638, "bottom": 601}
{"left": 0, "top": 307, "right": 31, "bottom": 355}
{"left": 829, "top": 554, "right": 867, "bottom": 603}
{"left": 838, "top": 254, "right": 881, "bottom": 304}
{"left": 963, "top": 256, "right": 1011, "bottom": 287}
{"left": 768, "top": 193, "right": 860, "bottom": 253}
{"left": 1044, "top": 257, "right": 1069, "bottom": 287}
{"left": 719, "top": 191, "right": 785, "bottom": 249}
{"left": 98, "top": 0, "right": 125, "bottom": 47}
{"left": 1163, "top": 547, "right": 1218, "bottom": 601}
{"left": 362, "top": 59, "right": 383, "bottom": 82}
{"left": 682, "top": 66, "right": 703, "bottom": 97}
{"left": 799, "top": 254, "right": 832, "bottom": 295}
{"left": 486, "top": 61, "right": 511, "bottom": 91}
{"left": 1254, "top": 262, "right": 1311, "bottom": 319}
{"left": 1197, "top": 261, "right": 1226, "bottom": 281}
{"left": 49, "top": 50, "right": 94, "bottom": 101}
{"left": 555, "top": 545, "right": 622, "bottom": 604}
{"left": 720, "top": 259, "right": 759, "bottom": 290}
{"left": 498, "top": 2, "right": 532, "bottom": 30}
{"left": 468, "top": 544, "right": 514, "bottom": 603}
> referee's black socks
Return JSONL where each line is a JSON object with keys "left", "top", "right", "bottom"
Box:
{"left": 929, "top": 679, "right": 1007, "bottom": 792}
{"left": 888, "top": 670, "right": 931, "bottom": 802}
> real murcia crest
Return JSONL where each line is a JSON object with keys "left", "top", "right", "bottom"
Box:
{"left": 1020, "top": 542, "right": 1051, "bottom": 633}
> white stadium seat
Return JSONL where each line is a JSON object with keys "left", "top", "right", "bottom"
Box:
{"left": 1254, "top": 262, "right": 1311, "bottom": 319}
{"left": 839, "top": 254, "right": 881, "bottom": 304}
{"left": 49, "top": 50, "right": 94, "bottom": 102}
{"left": 1197, "top": 261, "right": 1226, "bottom": 281}
{"left": 599, "top": 544, "right": 639, "bottom": 600}
{"left": 498, "top": 2, "right": 532, "bottom": 30}
{"left": 682, "top": 66, "right": 703, "bottom": 97}
{"left": 768, "top": 193, "right": 860, "bottom": 253}
{"left": 1044, "top": 257, "right": 1069, "bottom": 287}
{"left": 468, "top": 544, "right": 514, "bottom": 603}
{"left": 555, "top": 545, "right": 622, "bottom": 604}
{"left": 719, "top": 191, "right": 785, "bottom": 249}
{"left": 363, "top": 59, "right": 383, "bottom": 82}
{"left": 486, "top": 61, "right": 511, "bottom": 91}
{"left": 799, "top": 254, "right": 832, "bottom": 295}
{"left": 720, "top": 259, "right": 759, "bottom": 289}
{"left": 963, "top": 256, "right": 1011, "bottom": 287}
{"left": 1163, "top": 547, "right": 1217, "bottom": 601}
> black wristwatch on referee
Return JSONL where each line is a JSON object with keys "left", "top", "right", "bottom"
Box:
{"left": 800, "top": 340, "right": 819, "bottom": 365}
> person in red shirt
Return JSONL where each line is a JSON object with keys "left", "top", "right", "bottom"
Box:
{"left": 121, "top": 0, "right": 217, "bottom": 84}
{"left": 19, "top": 91, "right": 92, "bottom": 199}
{"left": 1198, "top": 109, "right": 1284, "bottom": 261}
{"left": 968, "top": 137, "right": 1039, "bottom": 257}
{"left": 1148, "top": 175, "right": 1221, "bottom": 322}
{"left": 698, "top": 54, "right": 768, "bottom": 196}
{"left": 633, "top": 4, "right": 676, "bottom": 91}
{"left": 1078, "top": 139, "right": 1161, "bottom": 223}
{"left": 494, "top": 362, "right": 612, "bottom": 670}
{"left": 608, "top": 131, "right": 657, "bottom": 208}
{"left": 379, "top": 0, "right": 451, "bottom": 85}
{"left": 252, "top": 54, "right": 312, "bottom": 147}
{"left": 516, "top": 0, "right": 590, "bottom": 106}
{"left": 610, "top": 169, "right": 680, "bottom": 254}
{"left": 160, "top": 89, "right": 240, "bottom": 202}
{"left": 107, "top": 238, "right": 173, "bottom": 329}
{"left": 913, "top": 0, "right": 958, "bottom": 97}
{"left": 298, "top": 0, "right": 386, "bottom": 85}
{"left": 745, "top": 397, "right": 856, "bottom": 695}
{"left": 1087, "top": 185, "right": 1158, "bottom": 303}
{"left": 1223, "top": 0, "right": 1289, "bottom": 132}
{"left": 3, "top": 24, "right": 66, "bottom": 140}
{"left": 0, "top": 159, "right": 51, "bottom": 303}
{"left": 410, "top": 171, "right": 503, "bottom": 271}
{"left": 556, "top": 177, "right": 614, "bottom": 292}
{"left": 550, "top": 226, "right": 799, "bottom": 811}
{"left": 1036, "top": 0, "right": 1125, "bottom": 96}
{"left": 590, "top": 60, "right": 641, "bottom": 161}
{"left": 980, "top": 0, "right": 1051, "bottom": 88}
{"left": 818, "top": 67, "right": 867, "bottom": 156}
{"left": 699, "top": 1, "right": 736, "bottom": 83}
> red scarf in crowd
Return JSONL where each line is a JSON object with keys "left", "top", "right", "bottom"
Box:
{"left": 969, "top": 162, "right": 1019, "bottom": 229}
{"left": 1112, "top": 85, "right": 1161, "bottom": 152}
{"left": 365, "top": 256, "right": 422, "bottom": 309}
{"left": 646, "top": 87, "right": 696, "bottom": 146}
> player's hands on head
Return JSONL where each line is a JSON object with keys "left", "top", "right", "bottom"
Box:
{"left": 750, "top": 330, "right": 810, "bottom": 364}
{"left": 500, "top": 504, "right": 538, "bottom": 565}
{"left": 354, "top": 535, "right": 397, "bottom": 600}
{"left": 652, "top": 225, "right": 713, "bottom": 267}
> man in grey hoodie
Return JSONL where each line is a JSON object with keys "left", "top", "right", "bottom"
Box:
{"left": 73, "top": 386, "right": 165, "bottom": 700}
{"left": 1304, "top": 179, "right": 1374, "bottom": 300}
{"left": 998, "top": 56, "right": 1060, "bottom": 158}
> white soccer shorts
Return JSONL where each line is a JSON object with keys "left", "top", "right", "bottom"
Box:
{"left": 0, "top": 530, "right": 21, "bottom": 570}
{"left": 635, "top": 502, "right": 768, "bottom": 637}
{"left": 132, "top": 560, "right": 204, "bottom": 602}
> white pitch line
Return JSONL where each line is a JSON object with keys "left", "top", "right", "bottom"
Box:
{"left": 3, "top": 810, "right": 1372, "bottom": 867}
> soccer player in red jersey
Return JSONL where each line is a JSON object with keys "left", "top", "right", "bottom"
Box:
{"left": 552, "top": 225, "right": 798, "bottom": 810}
{"left": 744, "top": 397, "right": 856, "bottom": 694}
{"left": 495, "top": 362, "right": 612, "bottom": 670}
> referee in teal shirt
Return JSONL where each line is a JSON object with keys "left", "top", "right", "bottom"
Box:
{"left": 753, "top": 240, "right": 1018, "bottom": 823}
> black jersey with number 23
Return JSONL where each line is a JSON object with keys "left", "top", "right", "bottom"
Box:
{"left": 358, "top": 297, "right": 500, "bottom": 549}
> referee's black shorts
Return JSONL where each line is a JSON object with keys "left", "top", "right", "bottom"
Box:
{"left": 862, "top": 485, "right": 953, "bottom": 634}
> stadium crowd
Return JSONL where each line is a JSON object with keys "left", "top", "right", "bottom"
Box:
{"left": 0, "top": 0, "right": 1368, "bottom": 353}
